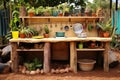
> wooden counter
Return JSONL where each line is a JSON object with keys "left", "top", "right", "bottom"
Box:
{"left": 10, "top": 37, "right": 112, "bottom": 73}
{"left": 10, "top": 37, "right": 111, "bottom": 43}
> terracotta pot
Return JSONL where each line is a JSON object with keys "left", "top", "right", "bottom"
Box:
{"left": 85, "top": 12, "right": 89, "bottom": 16}
{"left": 19, "top": 33, "right": 26, "bottom": 38}
{"left": 103, "top": 32, "right": 110, "bottom": 37}
{"left": 44, "top": 34, "right": 49, "bottom": 38}
{"left": 26, "top": 33, "right": 32, "bottom": 38}
{"left": 90, "top": 42, "right": 96, "bottom": 48}
{"left": 92, "top": 13, "right": 96, "bottom": 17}
{"left": 98, "top": 30, "right": 104, "bottom": 37}
{"left": 28, "top": 12, "right": 34, "bottom": 17}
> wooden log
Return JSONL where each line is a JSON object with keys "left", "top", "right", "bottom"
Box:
{"left": 103, "top": 42, "right": 110, "bottom": 72}
{"left": 43, "top": 42, "right": 51, "bottom": 73}
{"left": 70, "top": 42, "right": 77, "bottom": 73}
{"left": 11, "top": 42, "right": 18, "bottom": 72}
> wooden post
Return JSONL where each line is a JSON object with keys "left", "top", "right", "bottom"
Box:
{"left": 103, "top": 42, "right": 110, "bottom": 72}
{"left": 11, "top": 42, "right": 18, "bottom": 72}
{"left": 44, "top": 42, "right": 51, "bottom": 73}
{"left": 70, "top": 41, "right": 77, "bottom": 73}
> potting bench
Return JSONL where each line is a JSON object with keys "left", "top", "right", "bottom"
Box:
{"left": 10, "top": 37, "right": 112, "bottom": 73}
{"left": 9, "top": 16, "right": 112, "bottom": 73}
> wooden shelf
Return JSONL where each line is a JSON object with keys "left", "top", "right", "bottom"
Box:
{"left": 19, "top": 16, "right": 104, "bottom": 19}
{"left": 76, "top": 48, "right": 105, "bottom": 51}
{"left": 17, "top": 49, "right": 44, "bottom": 52}
{"left": 20, "top": 16, "right": 104, "bottom": 22}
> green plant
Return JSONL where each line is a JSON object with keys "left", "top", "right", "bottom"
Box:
{"left": 10, "top": 10, "right": 20, "bottom": 31}
{"left": 97, "top": 18, "right": 112, "bottom": 32}
{"left": 28, "top": 7, "right": 35, "bottom": 13}
{"left": 35, "top": 6, "right": 44, "bottom": 15}
{"left": 44, "top": 25, "right": 50, "bottom": 34}
{"left": 24, "top": 58, "right": 42, "bottom": 71}
{"left": 25, "top": 27, "right": 39, "bottom": 37}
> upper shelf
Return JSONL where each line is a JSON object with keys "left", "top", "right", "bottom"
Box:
{"left": 19, "top": 16, "right": 104, "bottom": 22}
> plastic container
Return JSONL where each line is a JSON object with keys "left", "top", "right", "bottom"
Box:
{"left": 56, "top": 32, "right": 65, "bottom": 37}
{"left": 78, "top": 59, "right": 96, "bottom": 71}
{"left": 12, "top": 31, "right": 19, "bottom": 39}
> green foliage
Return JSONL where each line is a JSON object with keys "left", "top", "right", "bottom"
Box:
{"left": 28, "top": 7, "right": 35, "bottom": 13}
{"left": 24, "top": 58, "right": 42, "bottom": 71}
{"left": 97, "top": 18, "right": 112, "bottom": 32}
{"left": 23, "top": 27, "right": 39, "bottom": 37}
{"left": 44, "top": 25, "right": 50, "bottom": 34}
{"left": 10, "top": 10, "right": 20, "bottom": 31}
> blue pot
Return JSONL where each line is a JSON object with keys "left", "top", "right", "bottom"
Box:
{"left": 52, "top": 11, "right": 58, "bottom": 16}
{"left": 56, "top": 32, "right": 65, "bottom": 37}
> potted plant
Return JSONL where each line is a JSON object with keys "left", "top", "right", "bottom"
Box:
{"left": 35, "top": 6, "right": 44, "bottom": 16}
{"left": 97, "top": 18, "right": 112, "bottom": 37}
{"left": 43, "top": 7, "right": 52, "bottom": 16}
{"left": 28, "top": 7, "right": 35, "bottom": 17}
{"left": 25, "top": 27, "right": 39, "bottom": 38}
{"left": 52, "top": 7, "right": 58, "bottom": 16}
{"left": 19, "top": 27, "right": 27, "bottom": 38}
{"left": 10, "top": 10, "right": 20, "bottom": 39}
{"left": 43, "top": 25, "right": 50, "bottom": 38}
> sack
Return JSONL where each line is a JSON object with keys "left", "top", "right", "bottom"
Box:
{"left": 2, "top": 45, "right": 11, "bottom": 56}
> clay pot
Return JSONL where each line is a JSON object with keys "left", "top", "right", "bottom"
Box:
{"left": 28, "top": 12, "right": 34, "bottom": 17}
{"left": 103, "top": 32, "right": 110, "bottom": 37}
{"left": 92, "top": 13, "right": 96, "bottom": 17}
{"left": 90, "top": 42, "right": 96, "bottom": 48}
{"left": 19, "top": 33, "right": 26, "bottom": 38}
{"left": 44, "top": 34, "right": 49, "bottom": 38}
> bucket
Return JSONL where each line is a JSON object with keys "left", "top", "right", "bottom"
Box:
{"left": 12, "top": 31, "right": 19, "bottom": 39}
{"left": 78, "top": 59, "right": 96, "bottom": 71}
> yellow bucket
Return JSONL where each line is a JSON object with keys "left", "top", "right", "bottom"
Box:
{"left": 12, "top": 31, "right": 19, "bottom": 39}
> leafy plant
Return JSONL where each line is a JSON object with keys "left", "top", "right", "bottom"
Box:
{"left": 10, "top": 10, "right": 20, "bottom": 31}
{"left": 28, "top": 7, "right": 35, "bottom": 13}
{"left": 97, "top": 18, "right": 112, "bottom": 32}
{"left": 35, "top": 6, "right": 44, "bottom": 16}
{"left": 44, "top": 25, "right": 50, "bottom": 34}
{"left": 24, "top": 27, "right": 39, "bottom": 37}
{"left": 24, "top": 58, "right": 42, "bottom": 71}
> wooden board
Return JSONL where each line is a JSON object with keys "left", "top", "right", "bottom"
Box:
{"left": 51, "top": 42, "right": 69, "bottom": 60}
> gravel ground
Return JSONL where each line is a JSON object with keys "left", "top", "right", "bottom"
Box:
{"left": 0, "top": 64, "right": 120, "bottom": 80}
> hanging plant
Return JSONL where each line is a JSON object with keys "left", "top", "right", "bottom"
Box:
{"left": 87, "top": 24, "right": 94, "bottom": 31}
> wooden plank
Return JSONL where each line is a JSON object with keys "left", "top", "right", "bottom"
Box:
{"left": 103, "top": 42, "right": 110, "bottom": 72}
{"left": 70, "top": 42, "right": 77, "bottom": 73}
{"left": 11, "top": 42, "right": 18, "bottom": 72}
{"left": 19, "top": 16, "right": 104, "bottom": 19}
{"left": 43, "top": 42, "right": 51, "bottom": 73}
{"left": 17, "top": 49, "right": 44, "bottom": 51}
{"left": 50, "top": 18, "right": 69, "bottom": 22}
{"left": 76, "top": 48, "right": 105, "bottom": 51}
{"left": 9, "top": 37, "right": 112, "bottom": 43}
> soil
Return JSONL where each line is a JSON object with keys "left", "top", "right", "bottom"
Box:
{"left": 0, "top": 64, "right": 120, "bottom": 80}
